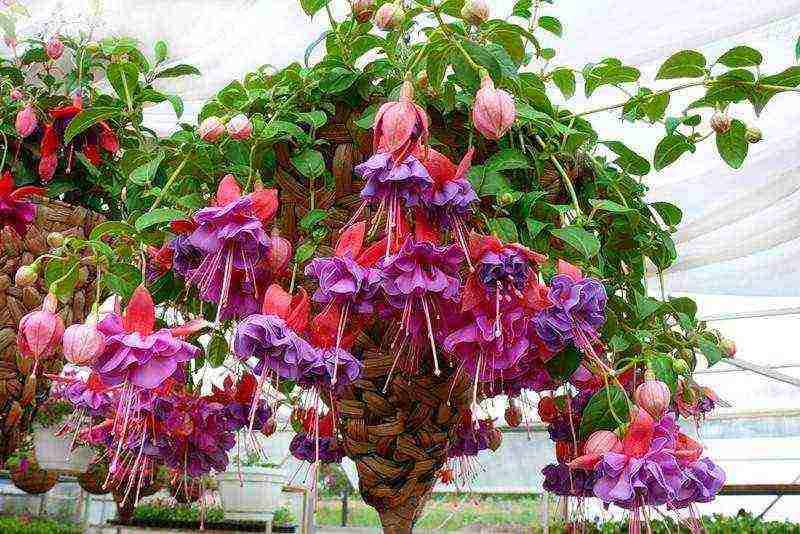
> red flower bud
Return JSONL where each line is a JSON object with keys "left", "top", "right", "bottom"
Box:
{"left": 374, "top": 2, "right": 403, "bottom": 31}
{"left": 15, "top": 105, "right": 37, "bottom": 138}
{"left": 504, "top": 402, "right": 522, "bottom": 428}
{"left": 583, "top": 430, "right": 622, "bottom": 456}
{"left": 538, "top": 396, "right": 558, "bottom": 423}
{"left": 634, "top": 370, "right": 671, "bottom": 419}
{"left": 267, "top": 233, "right": 292, "bottom": 275}
{"left": 38, "top": 153, "right": 58, "bottom": 182}
{"left": 472, "top": 71, "right": 516, "bottom": 140}
{"left": 226, "top": 114, "right": 252, "bottom": 140}
{"left": 17, "top": 293, "right": 64, "bottom": 361}
{"left": 10, "top": 88, "right": 23, "bottom": 101}
{"left": 461, "top": 0, "right": 489, "bottom": 26}
{"left": 99, "top": 122, "right": 119, "bottom": 154}
{"left": 46, "top": 36, "right": 64, "bottom": 60}
{"left": 198, "top": 116, "right": 225, "bottom": 143}
{"left": 353, "top": 0, "right": 375, "bottom": 22}
{"left": 14, "top": 265, "right": 38, "bottom": 287}
{"left": 373, "top": 78, "right": 429, "bottom": 162}
{"left": 62, "top": 322, "right": 106, "bottom": 366}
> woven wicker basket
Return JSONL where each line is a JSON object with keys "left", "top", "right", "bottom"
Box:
{"left": 10, "top": 458, "right": 59, "bottom": 495}
{"left": 0, "top": 196, "right": 102, "bottom": 464}
{"left": 77, "top": 459, "right": 110, "bottom": 495}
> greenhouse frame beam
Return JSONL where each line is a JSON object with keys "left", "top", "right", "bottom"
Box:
{"left": 701, "top": 307, "right": 800, "bottom": 322}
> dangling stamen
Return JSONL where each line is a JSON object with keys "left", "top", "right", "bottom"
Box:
{"left": 248, "top": 364, "right": 269, "bottom": 435}
{"left": 471, "top": 354, "right": 482, "bottom": 421}
{"left": 383, "top": 336, "right": 406, "bottom": 393}
{"left": 332, "top": 302, "right": 350, "bottom": 385}
{"left": 421, "top": 295, "right": 440, "bottom": 376}
{"left": 345, "top": 200, "right": 369, "bottom": 228}
{"left": 494, "top": 281, "right": 502, "bottom": 337}
{"left": 215, "top": 247, "right": 235, "bottom": 324}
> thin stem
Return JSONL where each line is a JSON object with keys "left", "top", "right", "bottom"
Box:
{"left": 432, "top": 9, "right": 482, "bottom": 75}
{"left": 534, "top": 134, "right": 582, "bottom": 216}
{"left": 151, "top": 156, "right": 188, "bottom": 210}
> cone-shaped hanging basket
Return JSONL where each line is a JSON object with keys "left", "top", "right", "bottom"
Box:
{"left": 0, "top": 196, "right": 102, "bottom": 464}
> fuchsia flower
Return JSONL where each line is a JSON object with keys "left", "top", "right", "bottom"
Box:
{"left": 15, "top": 105, "right": 37, "bottom": 137}
{"left": 0, "top": 171, "right": 43, "bottom": 237}
{"left": 17, "top": 293, "right": 64, "bottom": 362}
{"left": 373, "top": 78, "right": 429, "bottom": 164}
{"left": 91, "top": 285, "right": 203, "bottom": 389}
{"left": 62, "top": 320, "right": 106, "bottom": 366}
{"left": 181, "top": 175, "right": 279, "bottom": 320}
{"left": 472, "top": 71, "right": 516, "bottom": 140}
{"left": 226, "top": 114, "right": 252, "bottom": 140}
{"left": 46, "top": 36, "right": 64, "bottom": 60}
{"left": 55, "top": 372, "right": 114, "bottom": 417}
{"left": 198, "top": 116, "right": 225, "bottom": 142}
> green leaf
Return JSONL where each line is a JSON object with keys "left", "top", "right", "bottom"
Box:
{"left": 538, "top": 16, "right": 562, "bottom": 37}
{"left": 578, "top": 385, "right": 630, "bottom": 439}
{"left": 49, "top": 262, "right": 79, "bottom": 304}
{"left": 207, "top": 334, "right": 229, "bottom": 367}
{"left": 291, "top": 148, "right": 326, "bottom": 179}
{"left": 642, "top": 92, "right": 670, "bottom": 122}
{"left": 488, "top": 217, "right": 519, "bottom": 242}
{"left": 104, "top": 263, "right": 140, "bottom": 300}
{"left": 294, "top": 241, "right": 317, "bottom": 264}
{"left": 296, "top": 111, "right": 327, "bottom": 128}
{"left": 584, "top": 62, "right": 640, "bottom": 96}
{"left": 299, "top": 0, "right": 329, "bottom": 16}
{"left": 545, "top": 346, "right": 581, "bottom": 381}
{"left": 634, "top": 291, "right": 662, "bottom": 320}
{"left": 135, "top": 208, "right": 185, "bottom": 232}
{"left": 486, "top": 148, "right": 529, "bottom": 172}
{"left": 482, "top": 20, "right": 526, "bottom": 65}
{"left": 107, "top": 61, "right": 140, "bottom": 103}
{"left": 300, "top": 209, "right": 328, "bottom": 230}
{"left": 715, "top": 119, "right": 748, "bottom": 169}
{"left": 656, "top": 50, "right": 706, "bottom": 80}
{"left": 650, "top": 202, "right": 683, "bottom": 226}
{"left": 525, "top": 218, "right": 548, "bottom": 242}
{"left": 749, "top": 66, "right": 800, "bottom": 114}
{"left": 320, "top": 67, "right": 358, "bottom": 94}
{"left": 63, "top": 108, "right": 122, "bottom": 144}
{"left": 589, "top": 198, "right": 635, "bottom": 216}
{"left": 165, "top": 94, "right": 184, "bottom": 118}
{"left": 154, "top": 40, "right": 168, "bottom": 63}
{"left": 512, "top": 0, "right": 533, "bottom": 18}
{"left": 796, "top": 36, "right": 800, "bottom": 61}
{"left": 551, "top": 227, "right": 600, "bottom": 258}
{"left": 648, "top": 355, "right": 678, "bottom": 394}
{"left": 129, "top": 150, "right": 165, "bottom": 186}
{"left": 154, "top": 64, "right": 200, "bottom": 79}
{"left": 698, "top": 337, "right": 725, "bottom": 367}
{"left": 351, "top": 34, "right": 383, "bottom": 60}
{"left": 467, "top": 167, "right": 511, "bottom": 197}
{"left": 717, "top": 45, "right": 762, "bottom": 68}
{"left": 89, "top": 221, "right": 137, "bottom": 241}
{"left": 354, "top": 104, "right": 378, "bottom": 129}
{"left": 654, "top": 134, "right": 691, "bottom": 171}
{"left": 603, "top": 141, "right": 650, "bottom": 176}
{"left": 551, "top": 68, "right": 576, "bottom": 99}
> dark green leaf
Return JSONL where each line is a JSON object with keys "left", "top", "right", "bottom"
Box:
{"left": 467, "top": 167, "right": 511, "bottom": 196}
{"left": 154, "top": 40, "right": 168, "bottom": 63}
{"left": 656, "top": 50, "right": 706, "bottom": 80}
{"left": 135, "top": 208, "right": 185, "bottom": 232}
{"left": 551, "top": 68, "right": 576, "bottom": 98}
{"left": 154, "top": 64, "right": 200, "bottom": 79}
{"left": 551, "top": 227, "right": 600, "bottom": 258}
{"left": 584, "top": 62, "right": 640, "bottom": 96}
{"left": 635, "top": 291, "right": 662, "bottom": 320}
{"left": 207, "top": 334, "right": 229, "bottom": 367}
{"left": 107, "top": 61, "right": 140, "bottom": 103}
{"left": 525, "top": 218, "right": 548, "bottom": 242}
{"left": 545, "top": 346, "right": 581, "bottom": 381}
{"left": 488, "top": 217, "right": 519, "bottom": 242}
{"left": 89, "top": 221, "right": 137, "bottom": 241}
{"left": 129, "top": 150, "right": 165, "bottom": 186}
{"left": 648, "top": 355, "right": 678, "bottom": 394}
{"left": 715, "top": 118, "right": 748, "bottom": 169}
{"left": 650, "top": 202, "right": 683, "bottom": 226}
{"left": 291, "top": 148, "right": 326, "bottom": 179}
{"left": 603, "top": 141, "right": 650, "bottom": 176}
{"left": 50, "top": 262, "right": 79, "bottom": 304}
{"left": 538, "top": 16, "right": 562, "bottom": 37}
{"left": 294, "top": 241, "right": 317, "bottom": 264}
{"left": 717, "top": 45, "right": 762, "bottom": 68}
{"left": 698, "top": 337, "right": 725, "bottom": 367}
{"left": 299, "top": 0, "right": 329, "bottom": 16}
{"left": 300, "top": 209, "right": 329, "bottom": 230}
{"left": 104, "top": 263, "right": 140, "bottom": 300}
{"left": 486, "top": 148, "right": 529, "bottom": 172}
{"left": 579, "top": 385, "right": 630, "bottom": 439}
{"left": 63, "top": 108, "right": 122, "bottom": 144}
{"left": 653, "top": 134, "right": 691, "bottom": 171}
{"left": 319, "top": 67, "right": 359, "bottom": 93}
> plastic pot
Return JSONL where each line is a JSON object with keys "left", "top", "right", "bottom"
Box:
{"left": 217, "top": 466, "right": 285, "bottom": 522}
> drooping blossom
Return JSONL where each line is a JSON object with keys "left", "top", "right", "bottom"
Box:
{"left": 226, "top": 114, "right": 252, "bottom": 140}
{"left": 373, "top": 77, "right": 429, "bottom": 163}
{"left": 182, "top": 175, "right": 278, "bottom": 320}
{"left": 379, "top": 234, "right": 463, "bottom": 377}
{"left": 0, "top": 171, "right": 43, "bottom": 236}
{"left": 289, "top": 410, "right": 344, "bottom": 464}
{"left": 62, "top": 320, "right": 106, "bottom": 366}
{"left": 533, "top": 264, "right": 607, "bottom": 355}
{"left": 472, "top": 71, "right": 516, "bottom": 140}
{"left": 543, "top": 463, "right": 598, "bottom": 497}
{"left": 55, "top": 372, "right": 114, "bottom": 417}
{"left": 91, "top": 285, "right": 203, "bottom": 389}
{"left": 15, "top": 105, "right": 37, "bottom": 137}
{"left": 207, "top": 373, "right": 272, "bottom": 432}
{"left": 46, "top": 36, "right": 64, "bottom": 60}
{"left": 17, "top": 293, "right": 64, "bottom": 364}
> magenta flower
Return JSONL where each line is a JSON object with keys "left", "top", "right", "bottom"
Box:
{"left": 357, "top": 152, "right": 432, "bottom": 208}
{"left": 91, "top": 286, "right": 201, "bottom": 389}
{"left": 669, "top": 458, "right": 726, "bottom": 509}
{"left": 533, "top": 274, "right": 607, "bottom": 354}
{"left": 305, "top": 254, "right": 383, "bottom": 314}
{"left": 290, "top": 433, "right": 344, "bottom": 464}
{"left": 233, "top": 314, "right": 312, "bottom": 380}
{"left": 0, "top": 171, "right": 43, "bottom": 237}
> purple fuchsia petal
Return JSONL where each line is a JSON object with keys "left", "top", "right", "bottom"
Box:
{"left": 304, "top": 255, "right": 383, "bottom": 313}
{"left": 356, "top": 152, "right": 433, "bottom": 207}
{"left": 0, "top": 196, "right": 37, "bottom": 237}
{"left": 533, "top": 275, "right": 607, "bottom": 353}
{"left": 233, "top": 314, "right": 309, "bottom": 380}
{"left": 379, "top": 237, "right": 463, "bottom": 303}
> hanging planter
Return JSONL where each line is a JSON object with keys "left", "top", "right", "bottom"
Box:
{"left": 217, "top": 466, "right": 286, "bottom": 521}
{"left": 77, "top": 459, "right": 110, "bottom": 495}
{"left": 33, "top": 424, "right": 94, "bottom": 473}
{"left": 9, "top": 456, "right": 59, "bottom": 495}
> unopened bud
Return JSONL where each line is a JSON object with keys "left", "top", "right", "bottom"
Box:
{"left": 46, "top": 232, "right": 65, "bottom": 248}
{"left": 671, "top": 358, "right": 689, "bottom": 375}
{"left": 374, "top": 1, "right": 404, "bottom": 31}
{"left": 746, "top": 127, "right": 762, "bottom": 144}
{"left": 15, "top": 265, "right": 38, "bottom": 287}
{"left": 710, "top": 112, "right": 731, "bottom": 134}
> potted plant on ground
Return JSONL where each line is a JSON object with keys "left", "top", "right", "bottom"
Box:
{"left": 32, "top": 397, "right": 94, "bottom": 473}
{"left": 271, "top": 506, "right": 297, "bottom": 534}
{"left": 5, "top": 442, "right": 59, "bottom": 495}
{"left": 217, "top": 452, "right": 286, "bottom": 522}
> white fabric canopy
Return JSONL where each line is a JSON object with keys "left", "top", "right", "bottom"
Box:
{"left": 12, "top": 0, "right": 800, "bottom": 297}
